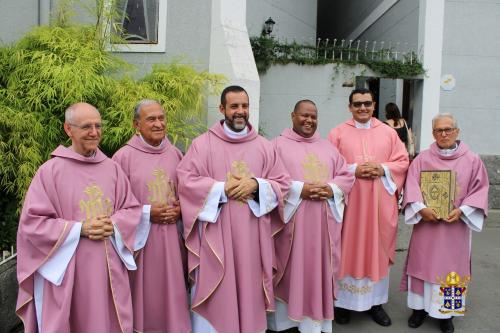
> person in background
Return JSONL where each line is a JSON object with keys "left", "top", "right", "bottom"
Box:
{"left": 384, "top": 102, "right": 409, "bottom": 145}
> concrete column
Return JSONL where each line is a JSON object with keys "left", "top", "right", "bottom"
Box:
{"left": 207, "top": 0, "right": 260, "bottom": 130}
{"left": 418, "top": 0, "right": 445, "bottom": 149}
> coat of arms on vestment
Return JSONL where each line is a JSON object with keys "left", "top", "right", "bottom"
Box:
{"left": 437, "top": 271, "right": 470, "bottom": 314}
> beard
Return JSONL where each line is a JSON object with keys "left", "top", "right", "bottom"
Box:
{"left": 225, "top": 114, "right": 248, "bottom": 132}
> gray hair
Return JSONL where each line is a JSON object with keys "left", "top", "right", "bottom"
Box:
{"left": 133, "top": 99, "right": 164, "bottom": 120}
{"left": 432, "top": 113, "right": 458, "bottom": 129}
{"left": 65, "top": 103, "right": 100, "bottom": 123}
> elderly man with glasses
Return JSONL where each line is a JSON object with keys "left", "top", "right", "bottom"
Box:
{"left": 16, "top": 102, "right": 143, "bottom": 332}
{"left": 400, "top": 113, "right": 489, "bottom": 333}
{"left": 328, "top": 88, "right": 409, "bottom": 327}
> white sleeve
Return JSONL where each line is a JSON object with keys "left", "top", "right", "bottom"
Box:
{"left": 347, "top": 163, "right": 357, "bottom": 174}
{"left": 37, "top": 222, "right": 82, "bottom": 285}
{"left": 327, "top": 183, "right": 345, "bottom": 223}
{"left": 198, "top": 182, "right": 227, "bottom": 223}
{"left": 110, "top": 224, "right": 137, "bottom": 271}
{"left": 405, "top": 202, "right": 426, "bottom": 225}
{"left": 134, "top": 205, "right": 152, "bottom": 251}
{"left": 283, "top": 181, "right": 303, "bottom": 223}
{"left": 460, "top": 205, "right": 484, "bottom": 232}
{"left": 380, "top": 164, "right": 397, "bottom": 195}
{"left": 247, "top": 178, "right": 278, "bottom": 217}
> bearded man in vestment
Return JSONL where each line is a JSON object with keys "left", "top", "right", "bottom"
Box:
{"left": 327, "top": 88, "right": 409, "bottom": 326}
{"left": 112, "top": 100, "right": 191, "bottom": 333}
{"left": 400, "top": 113, "right": 489, "bottom": 333}
{"left": 16, "top": 103, "right": 143, "bottom": 333}
{"left": 267, "top": 100, "right": 355, "bottom": 333}
{"left": 176, "top": 85, "right": 290, "bottom": 333}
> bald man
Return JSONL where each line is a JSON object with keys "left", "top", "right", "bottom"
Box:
{"left": 16, "top": 103, "right": 143, "bottom": 333}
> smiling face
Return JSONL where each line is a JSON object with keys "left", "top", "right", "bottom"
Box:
{"left": 292, "top": 101, "right": 318, "bottom": 138}
{"left": 64, "top": 103, "right": 102, "bottom": 156}
{"left": 433, "top": 116, "right": 459, "bottom": 149}
{"left": 349, "top": 93, "right": 375, "bottom": 123}
{"left": 134, "top": 102, "right": 166, "bottom": 147}
{"left": 219, "top": 91, "right": 249, "bottom": 132}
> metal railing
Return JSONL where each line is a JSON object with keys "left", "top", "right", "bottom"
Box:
{"left": 0, "top": 246, "right": 17, "bottom": 265}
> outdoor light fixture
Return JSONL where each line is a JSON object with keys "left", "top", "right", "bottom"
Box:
{"left": 264, "top": 17, "right": 275, "bottom": 35}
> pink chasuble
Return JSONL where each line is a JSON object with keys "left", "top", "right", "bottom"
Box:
{"left": 16, "top": 146, "right": 141, "bottom": 333}
{"left": 177, "top": 121, "right": 290, "bottom": 333}
{"left": 328, "top": 118, "right": 409, "bottom": 282}
{"left": 112, "top": 135, "right": 191, "bottom": 333}
{"left": 400, "top": 142, "right": 489, "bottom": 295}
{"left": 272, "top": 129, "right": 354, "bottom": 322}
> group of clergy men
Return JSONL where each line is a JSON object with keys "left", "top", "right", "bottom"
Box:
{"left": 15, "top": 85, "right": 489, "bottom": 333}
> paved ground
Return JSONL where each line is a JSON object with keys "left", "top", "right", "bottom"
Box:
{"left": 270, "top": 211, "right": 500, "bottom": 333}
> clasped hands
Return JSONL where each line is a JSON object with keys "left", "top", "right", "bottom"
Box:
{"left": 355, "top": 162, "right": 384, "bottom": 179}
{"left": 419, "top": 207, "right": 462, "bottom": 224}
{"left": 81, "top": 214, "right": 114, "bottom": 240}
{"left": 225, "top": 174, "right": 258, "bottom": 202}
{"left": 150, "top": 200, "right": 181, "bottom": 225}
{"left": 300, "top": 183, "right": 333, "bottom": 201}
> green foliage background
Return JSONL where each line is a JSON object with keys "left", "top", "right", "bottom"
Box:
{"left": 0, "top": 23, "right": 223, "bottom": 249}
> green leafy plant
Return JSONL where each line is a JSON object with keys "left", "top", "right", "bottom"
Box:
{"left": 250, "top": 36, "right": 425, "bottom": 78}
{"left": 0, "top": 5, "right": 224, "bottom": 247}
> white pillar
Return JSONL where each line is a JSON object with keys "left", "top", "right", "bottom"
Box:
{"left": 208, "top": 0, "right": 260, "bottom": 131}
{"left": 418, "top": 0, "right": 445, "bottom": 149}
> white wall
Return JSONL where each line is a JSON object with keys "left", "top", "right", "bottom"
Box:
{"left": 0, "top": 0, "right": 39, "bottom": 44}
{"left": 259, "top": 63, "right": 376, "bottom": 139}
{"left": 246, "top": 0, "right": 317, "bottom": 42}
{"left": 439, "top": 0, "right": 500, "bottom": 155}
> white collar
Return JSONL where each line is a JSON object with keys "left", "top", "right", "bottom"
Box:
{"left": 140, "top": 135, "right": 166, "bottom": 149}
{"left": 223, "top": 122, "right": 248, "bottom": 138}
{"left": 354, "top": 119, "right": 371, "bottom": 129}
{"left": 438, "top": 142, "right": 459, "bottom": 156}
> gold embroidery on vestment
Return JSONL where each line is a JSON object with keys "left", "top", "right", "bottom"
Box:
{"left": 147, "top": 168, "right": 176, "bottom": 205}
{"left": 79, "top": 184, "right": 113, "bottom": 221}
{"left": 302, "top": 153, "right": 329, "bottom": 184}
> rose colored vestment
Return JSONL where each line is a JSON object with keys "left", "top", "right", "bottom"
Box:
{"left": 113, "top": 135, "right": 191, "bottom": 333}
{"left": 16, "top": 146, "right": 141, "bottom": 333}
{"left": 272, "top": 129, "right": 355, "bottom": 323}
{"left": 177, "top": 121, "right": 290, "bottom": 333}
{"left": 328, "top": 118, "right": 408, "bottom": 282}
{"left": 400, "top": 141, "right": 489, "bottom": 295}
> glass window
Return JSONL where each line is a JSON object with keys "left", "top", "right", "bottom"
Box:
{"left": 115, "top": 0, "right": 159, "bottom": 44}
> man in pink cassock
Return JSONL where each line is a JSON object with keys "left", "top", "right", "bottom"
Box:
{"left": 327, "top": 88, "right": 409, "bottom": 327}
{"left": 16, "top": 102, "right": 143, "bottom": 333}
{"left": 112, "top": 100, "right": 191, "bottom": 333}
{"left": 176, "top": 85, "right": 290, "bottom": 333}
{"left": 400, "top": 113, "right": 489, "bottom": 333}
{"left": 267, "top": 100, "right": 355, "bottom": 333}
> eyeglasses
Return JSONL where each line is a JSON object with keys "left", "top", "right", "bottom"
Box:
{"left": 433, "top": 128, "right": 456, "bottom": 135}
{"left": 69, "top": 123, "right": 102, "bottom": 131}
{"left": 351, "top": 101, "right": 374, "bottom": 108}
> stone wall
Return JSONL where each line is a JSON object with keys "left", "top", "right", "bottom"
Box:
{"left": 0, "top": 258, "right": 21, "bottom": 333}
{"left": 482, "top": 155, "right": 500, "bottom": 209}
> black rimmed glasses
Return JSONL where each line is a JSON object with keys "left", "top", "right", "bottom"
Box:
{"left": 433, "top": 127, "right": 456, "bottom": 135}
{"left": 351, "top": 101, "right": 374, "bottom": 108}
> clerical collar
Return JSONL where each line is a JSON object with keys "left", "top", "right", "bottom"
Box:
{"left": 354, "top": 119, "right": 371, "bottom": 129}
{"left": 70, "top": 146, "right": 96, "bottom": 158}
{"left": 223, "top": 121, "right": 248, "bottom": 139}
{"left": 438, "top": 142, "right": 459, "bottom": 156}
{"left": 139, "top": 134, "right": 166, "bottom": 149}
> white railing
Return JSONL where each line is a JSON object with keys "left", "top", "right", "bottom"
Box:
{"left": 0, "top": 246, "right": 17, "bottom": 265}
